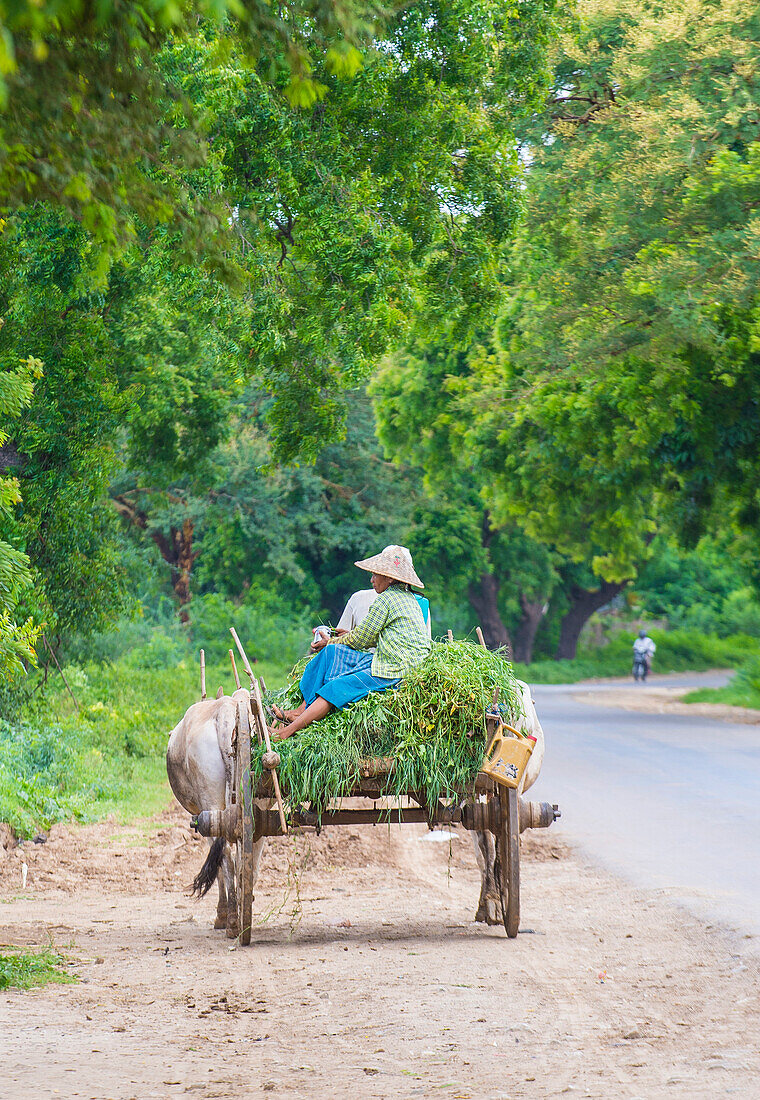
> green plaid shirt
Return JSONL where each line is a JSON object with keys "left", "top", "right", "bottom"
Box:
{"left": 332, "top": 584, "right": 431, "bottom": 678}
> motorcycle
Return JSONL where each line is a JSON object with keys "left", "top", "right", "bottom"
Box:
{"left": 632, "top": 654, "right": 648, "bottom": 681}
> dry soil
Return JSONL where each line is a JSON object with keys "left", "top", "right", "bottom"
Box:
{"left": 1, "top": 801, "right": 758, "bottom": 1099}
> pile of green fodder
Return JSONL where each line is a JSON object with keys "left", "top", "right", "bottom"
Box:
{"left": 258, "top": 640, "right": 523, "bottom": 809}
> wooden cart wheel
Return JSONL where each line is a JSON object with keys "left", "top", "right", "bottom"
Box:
{"left": 235, "top": 700, "right": 255, "bottom": 945}
{"left": 496, "top": 784, "right": 520, "bottom": 938}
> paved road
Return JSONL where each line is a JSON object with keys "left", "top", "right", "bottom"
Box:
{"left": 528, "top": 672, "right": 760, "bottom": 943}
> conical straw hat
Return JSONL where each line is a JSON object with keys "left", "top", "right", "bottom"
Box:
{"left": 354, "top": 544, "right": 424, "bottom": 589}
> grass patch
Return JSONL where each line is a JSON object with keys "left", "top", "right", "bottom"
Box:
{"left": 682, "top": 655, "right": 760, "bottom": 710}
{"left": 261, "top": 640, "right": 522, "bottom": 809}
{"left": 0, "top": 947, "right": 74, "bottom": 991}
{"left": 514, "top": 629, "right": 760, "bottom": 684}
{"left": 92, "top": 756, "right": 173, "bottom": 824}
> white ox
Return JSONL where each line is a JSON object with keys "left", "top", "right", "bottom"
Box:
{"left": 166, "top": 681, "right": 544, "bottom": 936}
{"left": 166, "top": 688, "right": 266, "bottom": 938}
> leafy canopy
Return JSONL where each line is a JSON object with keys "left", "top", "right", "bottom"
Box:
{"left": 460, "top": 0, "right": 760, "bottom": 576}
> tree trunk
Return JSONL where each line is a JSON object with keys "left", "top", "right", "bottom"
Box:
{"left": 112, "top": 494, "right": 197, "bottom": 621}
{"left": 468, "top": 572, "right": 512, "bottom": 651}
{"left": 171, "top": 518, "right": 196, "bottom": 623}
{"left": 467, "top": 511, "right": 512, "bottom": 651}
{"left": 512, "top": 594, "right": 547, "bottom": 665}
{"left": 556, "top": 579, "right": 627, "bottom": 660}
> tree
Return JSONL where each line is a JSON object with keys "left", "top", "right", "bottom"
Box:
{"left": 0, "top": 210, "right": 135, "bottom": 639}
{"left": 167, "top": 4, "right": 562, "bottom": 461}
{"left": 462, "top": 0, "right": 760, "bottom": 584}
{"left": 372, "top": 340, "right": 562, "bottom": 657}
{"left": 102, "top": 4, "right": 564, "bottom": 617}
{"left": 0, "top": 0, "right": 392, "bottom": 273}
{"left": 160, "top": 389, "right": 420, "bottom": 619}
{"left": 1, "top": 1, "right": 564, "bottom": 643}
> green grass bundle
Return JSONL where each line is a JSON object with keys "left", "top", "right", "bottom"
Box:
{"left": 259, "top": 640, "right": 522, "bottom": 810}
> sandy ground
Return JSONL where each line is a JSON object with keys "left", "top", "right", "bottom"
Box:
{"left": 1, "top": 803, "right": 759, "bottom": 1100}
{"left": 571, "top": 686, "right": 760, "bottom": 725}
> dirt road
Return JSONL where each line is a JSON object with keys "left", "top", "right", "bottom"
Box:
{"left": 1, "top": 803, "right": 758, "bottom": 1099}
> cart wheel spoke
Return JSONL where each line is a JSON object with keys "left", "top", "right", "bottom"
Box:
{"left": 236, "top": 700, "right": 254, "bottom": 945}
{"left": 497, "top": 785, "right": 520, "bottom": 938}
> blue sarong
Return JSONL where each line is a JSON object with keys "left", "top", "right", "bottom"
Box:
{"left": 299, "top": 645, "right": 400, "bottom": 710}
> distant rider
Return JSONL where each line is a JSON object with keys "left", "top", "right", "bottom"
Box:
{"left": 632, "top": 629, "right": 656, "bottom": 675}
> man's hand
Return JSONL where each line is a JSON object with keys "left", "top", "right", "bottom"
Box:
{"left": 310, "top": 637, "right": 328, "bottom": 652}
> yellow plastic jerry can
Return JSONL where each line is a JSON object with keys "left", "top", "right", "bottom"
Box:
{"left": 481, "top": 723, "right": 536, "bottom": 790}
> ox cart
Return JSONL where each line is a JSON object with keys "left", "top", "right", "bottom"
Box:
{"left": 191, "top": 630, "right": 560, "bottom": 945}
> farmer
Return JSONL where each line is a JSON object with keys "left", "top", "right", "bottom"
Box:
{"left": 311, "top": 572, "right": 431, "bottom": 647}
{"left": 271, "top": 545, "right": 431, "bottom": 741}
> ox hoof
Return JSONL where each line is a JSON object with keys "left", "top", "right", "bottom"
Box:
{"left": 214, "top": 913, "right": 227, "bottom": 930}
{"left": 475, "top": 897, "right": 501, "bottom": 926}
{"left": 226, "top": 921, "right": 240, "bottom": 940}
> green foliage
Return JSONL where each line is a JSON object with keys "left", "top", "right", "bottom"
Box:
{"left": 0, "top": 344, "right": 40, "bottom": 677}
{"left": 187, "top": 591, "right": 313, "bottom": 668}
{"left": 164, "top": 3, "right": 561, "bottom": 462}
{"left": 0, "top": 948, "right": 73, "bottom": 991}
{"left": 0, "top": 210, "right": 135, "bottom": 639}
{"left": 372, "top": 339, "right": 569, "bottom": 652}
{"left": 191, "top": 391, "right": 419, "bottom": 618}
{"left": 460, "top": 0, "right": 760, "bottom": 572}
{"left": 0, "top": 0, "right": 563, "bottom": 656}
{"left": 261, "top": 639, "right": 522, "bottom": 808}
{"left": 635, "top": 536, "right": 760, "bottom": 638}
{"left": 0, "top": 0, "right": 400, "bottom": 273}
{"left": 0, "top": 716, "right": 123, "bottom": 836}
{"left": 684, "top": 655, "right": 760, "bottom": 710}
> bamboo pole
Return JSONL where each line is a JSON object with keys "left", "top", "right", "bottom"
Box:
{"left": 475, "top": 626, "right": 487, "bottom": 649}
{"left": 447, "top": 629, "right": 454, "bottom": 642}
{"left": 230, "top": 628, "right": 288, "bottom": 835}
{"left": 42, "top": 635, "right": 80, "bottom": 712}
{"left": 200, "top": 649, "right": 206, "bottom": 700}
{"left": 229, "top": 649, "right": 241, "bottom": 690}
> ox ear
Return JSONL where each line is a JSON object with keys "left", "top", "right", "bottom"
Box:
{"left": 216, "top": 686, "right": 224, "bottom": 699}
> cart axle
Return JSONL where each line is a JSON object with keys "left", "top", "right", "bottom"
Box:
{"left": 191, "top": 798, "right": 560, "bottom": 842}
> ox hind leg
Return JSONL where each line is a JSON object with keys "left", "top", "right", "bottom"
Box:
{"left": 222, "top": 844, "right": 239, "bottom": 939}
{"left": 225, "top": 835, "right": 266, "bottom": 941}
{"left": 472, "top": 830, "right": 501, "bottom": 925}
{"left": 192, "top": 836, "right": 233, "bottom": 934}
{"left": 214, "top": 857, "right": 229, "bottom": 931}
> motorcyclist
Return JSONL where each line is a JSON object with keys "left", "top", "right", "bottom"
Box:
{"left": 632, "top": 628, "right": 656, "bottom": 679}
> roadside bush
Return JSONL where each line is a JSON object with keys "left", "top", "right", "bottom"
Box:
{"left": 187, "top": 591, "right": 312, "bottom": 667}
{"left": 684, "top": 653, "right": 760, "bottom": 710}
{"left": 0, "top": 717, "right": 123, "bottom": 837}
{"left": 735, "top": 654, "right": 760, "bottom": 696}
{"left": 61, "top": 591, "right": 313, "bottom": 673}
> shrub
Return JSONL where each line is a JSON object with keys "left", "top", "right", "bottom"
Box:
{"left": 0, "top": 717, "right": 123, "bottom": 837}
{"left": 187, "top": 591, "right": 312, "bottom": 667}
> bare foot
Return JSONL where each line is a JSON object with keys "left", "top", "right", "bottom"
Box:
{"left": 272, "top": 704, "right": 302, "bottom": 723}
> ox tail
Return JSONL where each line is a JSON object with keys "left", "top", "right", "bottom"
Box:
{"left": 192, "top": 837, "right": 225, "bottom": 899}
